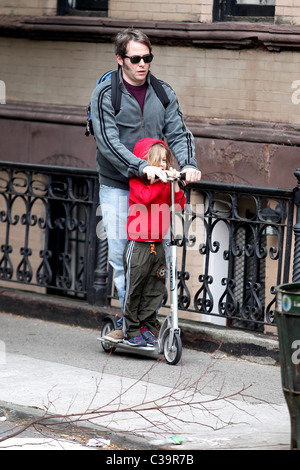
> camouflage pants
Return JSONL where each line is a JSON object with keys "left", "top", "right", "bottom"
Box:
{"left": 123, "top": 240, "right": 166, "bottom": 338}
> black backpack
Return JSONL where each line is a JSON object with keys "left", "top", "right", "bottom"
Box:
{"left": 85, "top": 69, "right": 170, "bottom": 137}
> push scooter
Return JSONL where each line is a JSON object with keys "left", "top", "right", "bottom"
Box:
{"left": 98, "top": 173, "right": 185, "bottom": 365}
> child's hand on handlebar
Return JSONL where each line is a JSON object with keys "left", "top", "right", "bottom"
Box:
{"left": 165, "top": 167, "right": 183, "bottom": 192}
{"left": 165, "top": 167, "right": 181, "bottom": 178}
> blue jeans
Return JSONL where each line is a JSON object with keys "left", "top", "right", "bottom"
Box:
{"left": 99, "top": 185, "right": 129, "bottom": 310}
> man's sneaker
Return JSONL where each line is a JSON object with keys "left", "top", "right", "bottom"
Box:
{"left": 103, "top": 328, "right": 124, "bottom": 343}
{"left": 124, "top": 335, "right": 147, "bottom": 347}
{"left": 141, "top": 327, "right": 157, "bottom": 346}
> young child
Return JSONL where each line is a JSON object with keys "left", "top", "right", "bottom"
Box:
{"left": 122, "top": 138, "right": 186, "bottom": 347}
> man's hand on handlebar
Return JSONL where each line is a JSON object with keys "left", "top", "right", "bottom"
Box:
{"left": 143, "top": 165, "right": 167, "bottom": 184}
{"left": 181, "top": 168, "right": 202, "bottom": 185}
{"left": 143, "top": 165, "right": 202, "bottom": 186}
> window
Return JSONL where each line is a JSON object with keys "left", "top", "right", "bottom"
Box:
{"left": 57, "top": 0, "right": 108, "bottom": 17}
{"left": 213, "top": 0, "right": 275, "bottom": 23}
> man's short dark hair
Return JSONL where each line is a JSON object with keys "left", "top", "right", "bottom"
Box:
{"left": 114, "top": 28, "right": 152, "bottom": 57}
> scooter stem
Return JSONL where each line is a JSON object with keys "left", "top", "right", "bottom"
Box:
{"left": 169, "top": 177, "right": 180, "bottom": 334}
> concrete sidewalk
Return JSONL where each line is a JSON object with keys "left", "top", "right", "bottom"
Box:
{"left": 0, "top": 350, "right": 291, "bottom": 450}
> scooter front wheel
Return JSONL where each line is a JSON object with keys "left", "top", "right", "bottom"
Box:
{"left": 163, "top": 332, "right": 182, "bottom": 365}
{"left": 101, "top": 320, "right": 116, "bottom": 353}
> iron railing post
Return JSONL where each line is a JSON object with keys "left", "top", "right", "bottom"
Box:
{"left": 292, "top": 169, "right": 300, "bottom": 282}
{"left": 88, "top": 235, "right": 109, "bottom": 306}
{"left": 87, "top": 199, "right": 109, "bottom": 306}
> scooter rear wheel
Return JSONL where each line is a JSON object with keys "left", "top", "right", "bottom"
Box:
{"left": 101, "top": 320, "right": 116, "bottom": 353}
{"left": 163, "top": 332, "right": 182, "bottom": 365}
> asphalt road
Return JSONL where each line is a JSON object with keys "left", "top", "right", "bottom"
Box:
{"left": 0, "top": 312, "right": 285, "bottom": 407}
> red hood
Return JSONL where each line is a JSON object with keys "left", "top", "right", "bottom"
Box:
{"left": 133, "top": 138, "right": 168, "bottom": 161}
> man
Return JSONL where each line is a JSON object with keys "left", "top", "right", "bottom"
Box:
{"left": 91, "top": 28, "right": 201, "bottom": 339}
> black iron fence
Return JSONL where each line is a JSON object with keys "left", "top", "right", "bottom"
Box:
{"left": 174, "top": 179, "right": 294, "bottom": 331}
{"left": 0, "top": 162, "right": 99, "bottom": 301}
{"left": 0, "top": 161, "right": 299, "bottom": 332}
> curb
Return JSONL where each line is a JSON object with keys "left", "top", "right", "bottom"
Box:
{"left": 179, "top": 319, "right": 279, "bottom": 364}
{"left": 0, "top": 400, "right": 154, "bottom": 450}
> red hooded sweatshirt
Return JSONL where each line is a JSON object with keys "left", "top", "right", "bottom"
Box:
{"left": 127, "top": 138, "right": 186, "bottom": 242}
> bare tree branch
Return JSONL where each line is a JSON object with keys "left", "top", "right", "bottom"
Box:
{"left": 0, "top": 342, "right": 265, "bottom": 448}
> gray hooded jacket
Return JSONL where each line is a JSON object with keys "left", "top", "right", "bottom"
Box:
{"left": 91, "top": 68, "right": 197, "bottom": 190}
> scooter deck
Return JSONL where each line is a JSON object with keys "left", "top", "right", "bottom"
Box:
{"left": 97, "top": 337, "right": 160, "bottom": 358}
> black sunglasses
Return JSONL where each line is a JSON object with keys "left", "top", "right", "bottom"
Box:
{"left": 123, "top": 53, "right": 154, "bottom": 64}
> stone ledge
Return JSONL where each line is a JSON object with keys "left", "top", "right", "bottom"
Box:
{"left": 2, "top": 101, "right": 300, "bottom": 147}
{"left": 0, "top": 16, "right": 300, "bottom": 51}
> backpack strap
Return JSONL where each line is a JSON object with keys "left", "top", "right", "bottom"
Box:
{"left": 150, "top": 74, "right": 170, "bottom": 109}
{"left": 85, "top": 69, "right": 119, "bottom": 136}
{"left": 111, "top": 70, "right": 121, "bottom": 115}
{"left": 95, "top": 69, "right": 120, "bottom": 115}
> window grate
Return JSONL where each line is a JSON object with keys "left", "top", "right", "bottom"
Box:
{"left": 213, "top": 0, "right": 275, "bottom": 22}
{"left": 57, "top": 0, "right": 108, "bottom": 16}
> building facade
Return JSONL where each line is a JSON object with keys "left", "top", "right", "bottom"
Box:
{"left": 0, "top": 0, "right": 300, "bottom": 189}
{"left": 0, "top": 1, "right": 299, "bottom": 331}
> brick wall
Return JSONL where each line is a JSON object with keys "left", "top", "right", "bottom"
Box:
{"left": 109, "top": 0, "right": 211, "bottom": 22}
{"left": 0, "top": 0, "right": 56, "bottom": 16}
{"left": 275, "top": 0, "right": 300, "bottom": 25}
{"left": 1, "top": 0, "right": 300, "bottom": 25}
{"left": 0, "top": 38, "right": 116, "bottom": 105}
{"left": 1, "top": 37, "right": 299, "bottom": 126}
{"left": 0, "top": 0, "right": 213, "bottom": 22}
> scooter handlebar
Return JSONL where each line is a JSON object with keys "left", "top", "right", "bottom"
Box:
{"left": 145, "top": 170, "right": 186, "bottom": 182}
{"left": 165, "top": 172, "right": 186, "bottom": 182}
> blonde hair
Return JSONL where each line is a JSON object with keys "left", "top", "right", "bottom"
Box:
{"left": 146, "top": 143, "right": 173, "bottom": 169}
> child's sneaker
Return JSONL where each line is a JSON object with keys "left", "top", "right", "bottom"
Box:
{"left": 141, "top": 326, "right": 157, "bottom": 346}
{"left": 124, "top": 335, "right": 147, "bottom": 347}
